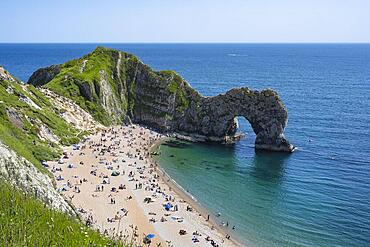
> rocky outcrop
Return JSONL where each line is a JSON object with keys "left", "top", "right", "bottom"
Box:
{"left": 28, "top": 64, "right": 61, "bottom": 87}
{"left": 0, "top": 141, "right": 75, "bottom": 215}
{"left": 28, "top": 47, "right": 294, "bottom": 152}
{"left": 0, "top": 66, "right": 16, "bottom": 82}
{"left": 40, "top": 88, "right": 105, "bottom": 132}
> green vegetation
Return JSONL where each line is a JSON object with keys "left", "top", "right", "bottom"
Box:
{"left": 162, "top": 70, "right": 190, "bottom": 112}
{"left": 261, "top": 88, "right": 281, "bottom": 100}
{"left": 45, "top": 47, "right": 121, "bottom": 125}
{"left": 176, "top": 89, "right": 190, "bottom": 112}
{"left": 0, "top": 181, "right": 123, "bottom": 247}
{"left": 0, "top": 78, "right": 84, "bottom": 172}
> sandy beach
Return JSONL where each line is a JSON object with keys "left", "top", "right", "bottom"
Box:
{"left": 48, "top": 125, "right": 239, "bottom": 247}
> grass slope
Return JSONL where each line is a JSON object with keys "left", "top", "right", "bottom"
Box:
{"left": 0, "top": 78, "right": 85, "bottom": 172}
{"left": 0, "top": 181, "right": 123, "bottom": 247}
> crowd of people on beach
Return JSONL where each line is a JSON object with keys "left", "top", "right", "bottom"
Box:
{"left": 48, "top": 125, "right": 236, "bottom": 246}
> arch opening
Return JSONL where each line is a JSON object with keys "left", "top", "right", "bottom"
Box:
{"left": 236, "top": 116, "right": 256, "bottom": 141}
{"left": 227, "top": 116, "right": 256, "bottom": 146}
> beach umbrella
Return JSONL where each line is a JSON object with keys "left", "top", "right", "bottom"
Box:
{"left": 146, "top": 234, "right": 155, "bottom": 239}
{"left": 164, "top": 203, "right": 172, "bottom": 210}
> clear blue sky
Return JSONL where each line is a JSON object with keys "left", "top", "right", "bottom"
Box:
{"left": 1, "top": 0, "right": 369, "bottom": 43}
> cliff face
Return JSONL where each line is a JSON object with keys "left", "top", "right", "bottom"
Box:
{"left": 28, "top": 47, "right": 294, "bottom": 152}
{"left": 0, "top": 141, "right": 75, "bottom": 215}
{"left": 28, "top": 65, "right": 61, "bottom": 87}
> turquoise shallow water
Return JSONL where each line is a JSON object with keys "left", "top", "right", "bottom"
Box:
{"left": 1, "top": 44, "right": 369, "bottom": 246}
{"left": 154, "top": 136, "right": 369, "bottom": 247}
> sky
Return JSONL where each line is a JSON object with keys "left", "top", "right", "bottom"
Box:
{"left": 1, "top": 0, "right": 369, "bottom": 43}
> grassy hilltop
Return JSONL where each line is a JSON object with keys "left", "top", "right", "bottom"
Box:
{"left": 29, "top": 46, "right": 197, "bottom": 129}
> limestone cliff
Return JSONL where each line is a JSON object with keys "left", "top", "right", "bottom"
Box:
{"left": 28, "top": 47, "right": 294, "bottom": 152}
{"left": 0, "top": 140, "right": 75, "bottom": 215}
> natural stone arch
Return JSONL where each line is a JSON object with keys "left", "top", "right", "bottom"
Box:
{"left": 175, "top": 88, "right": 294, "bottom": 152}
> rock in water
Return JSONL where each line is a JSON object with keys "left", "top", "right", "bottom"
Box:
{"left": 28, "top": 47, "right": 294, "bottom": 152}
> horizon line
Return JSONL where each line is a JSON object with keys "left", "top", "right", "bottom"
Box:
{"left": 1, "top": 41, "right": 370, "bottom": 45}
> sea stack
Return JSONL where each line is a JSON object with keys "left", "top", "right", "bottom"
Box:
{"left": 28, "top": 47, "right": 294, "bottom": 152}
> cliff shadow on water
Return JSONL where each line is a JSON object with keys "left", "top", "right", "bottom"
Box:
{"left": 234, "top": 115, "right": 290, "bottom": 183}
{"left": 250, "top": 151, "right": 290, "bottom": 182}
{"left": 159, "top": 114, "right": 291, "bottom": 170}
{"left": 157, "top": 135, "right": 291, "bottom": 178}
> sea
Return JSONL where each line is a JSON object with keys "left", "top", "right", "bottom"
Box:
{"left": 0, "top": 43, "right": 369, "bottom": 247}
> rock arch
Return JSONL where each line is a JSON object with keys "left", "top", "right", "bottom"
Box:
{"left": 175, "top": 88, "right": 294, "bottom": 152}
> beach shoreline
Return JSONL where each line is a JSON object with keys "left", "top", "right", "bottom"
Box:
{"left": 149, "top": 138, "right": 243, "bottom": 247}
{"left": 48, "top": 124, "right": 240, "bottom": 247}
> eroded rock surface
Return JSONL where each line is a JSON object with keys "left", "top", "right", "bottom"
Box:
{"left": 28, "top": 65, "right": 61, "bottom": 87}
{"left": 0, "top": 66, "right": 16, "bottom": 82}
{"left": 0, "top": 141, "right": 75, "bottom": 215}
{"left": 177, "top": 88, "right": 293, "bottom": 152}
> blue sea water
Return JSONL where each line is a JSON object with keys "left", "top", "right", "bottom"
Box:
{"left": 1, "top": 44, "right": 369, "bottom": 247}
